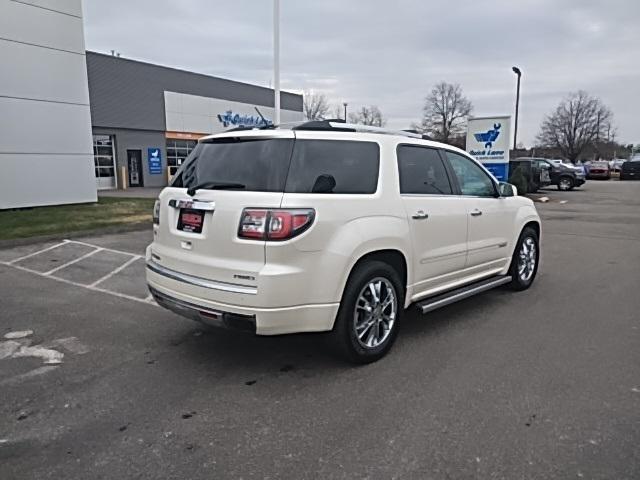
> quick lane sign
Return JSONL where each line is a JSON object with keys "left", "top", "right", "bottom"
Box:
{"left": 466, "top": 116, "right": 511, "bottom": 181}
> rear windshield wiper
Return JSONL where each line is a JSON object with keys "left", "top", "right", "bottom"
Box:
{"left": 186, "top": 182, "right": 246, "bottom": 196}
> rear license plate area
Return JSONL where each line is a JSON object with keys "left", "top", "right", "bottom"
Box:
{"left": 177, "top": 208, "right": 204, "bottom": 233}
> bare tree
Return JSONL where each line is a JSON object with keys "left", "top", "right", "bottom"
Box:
{"left": 536, "top": 91, "right": 613, "bottom": 162}
{"left": 303, "top": 90, "right": 330, "bottom": 121}
{"left": 603, "top": 121, "right": 617, "bottom": 143}
{"left": 348, "top": 105, "right": 386, "bottom": 127}
{"left": 413, "top": 82, "right": 473, "bottom": 142}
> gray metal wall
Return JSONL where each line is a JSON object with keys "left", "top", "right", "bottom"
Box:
{"left": 87, "top": 52, "right": 303, "bottom": 131}
{"left": 93, "top": 127, "right": 167, "bottom": 188}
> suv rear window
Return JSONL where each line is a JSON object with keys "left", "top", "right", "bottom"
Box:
{"left": 285, "top": 140, "right": 379, "bottom": 194}
{"left": 173, "top": 137, "right": 379, "bottom": 194}
{"left": 172, "top": 138, "right": 294, "bottom": 192}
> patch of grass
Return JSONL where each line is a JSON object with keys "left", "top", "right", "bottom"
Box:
{"left": 0, "top": 197, "right": 155, "bottom": 240}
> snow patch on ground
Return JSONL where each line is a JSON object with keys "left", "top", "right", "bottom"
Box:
{"left": 3, "top": 330, "right": 34, "bottom": 339}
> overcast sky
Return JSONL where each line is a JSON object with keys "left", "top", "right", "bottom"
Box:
{"left": 83, "top": 0, "right": 640, "bottom": 146}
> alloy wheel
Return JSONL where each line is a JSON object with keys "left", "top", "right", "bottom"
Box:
{"left": 517, "top": 237, "right": 537, "bottom": 282}
{"left": 353, "top": 277, "right": 397, "bottom": 349}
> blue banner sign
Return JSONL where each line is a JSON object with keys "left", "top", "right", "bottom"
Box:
{"left": 148, "top": 148, "right": 162, "bottom": 175}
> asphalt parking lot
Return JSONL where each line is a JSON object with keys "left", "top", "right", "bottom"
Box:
{"left": 1, "top": 181, "right": 639, "bottom": 479}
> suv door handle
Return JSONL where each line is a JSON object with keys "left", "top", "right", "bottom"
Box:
{"left": 412, "top": 210, "right": 429, "bottom": 220}
{"left": 470, "top": 209, "right": 483, "bottom": 217}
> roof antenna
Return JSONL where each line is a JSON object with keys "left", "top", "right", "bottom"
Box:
{"left": 254, "top": 107, "right": 270, "bottom": 126}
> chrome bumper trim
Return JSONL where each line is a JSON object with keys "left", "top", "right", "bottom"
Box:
{"left": 149, "top": 287, "right": 256, "bottom": 333}
{"left": 146, "top": 260, "right": 257, "bottom": 295}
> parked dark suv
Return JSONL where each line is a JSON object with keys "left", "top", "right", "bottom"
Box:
{"left": 529, "top": 158, "right": 586, "bottom": 191}
{"left": 620, "top": 156, "right": 640, "bottom": 180}
{"left": 510, "top": 158, "right": 551, "bottom": 193}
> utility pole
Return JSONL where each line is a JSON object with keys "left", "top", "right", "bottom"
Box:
{"left": 595, "top": 111, "right": 601, "bottom": 160}
{"left": 273, "top": 0, "right": 280, "bottom": 125}
{"left": 343, "top": 102, "right": 348, "bottom": 122}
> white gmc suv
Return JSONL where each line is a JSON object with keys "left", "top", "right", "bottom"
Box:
{"left": 146, "top": 121, "right": 541, "bottom": 363}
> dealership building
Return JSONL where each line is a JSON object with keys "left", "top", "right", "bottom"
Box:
{"left": 0, "top": 0, "right": 303, "bottom": 208}
{"left": 0, "top": 0, "right": 96, "bottom": 209}
{"left": 87, "top": 52, "right": 303, "bottom": 190}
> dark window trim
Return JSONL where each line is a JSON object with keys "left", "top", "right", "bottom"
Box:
{"left": 441, "top": 148, "right": 499, "bottom": 198}
{"left": 395, "top": 143, "right": 455, "bottom": 196}
{"left": 437, "top": 148, "right": 462, "bottom": 195}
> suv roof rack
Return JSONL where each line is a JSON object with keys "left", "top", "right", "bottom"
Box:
{"left": 219, "top": 120, "right": 434, "bottom": 141}
{"left": 292, "top": 119, "right": 354, "bottom": 132}
{"left": 292, "top": 120, "right": 432, "bottom": 140}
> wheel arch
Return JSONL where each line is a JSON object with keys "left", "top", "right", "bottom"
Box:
{"left": 503, "top": 209, "right": 542, "bottom": 276}
{"left": 350, "top": 249, "right": 407, "bottom": 287}
{"left": 522, "top": 220, "right": 541, "bottom": 240}
{"left": 338, "top": 249, "right": 409, "bottom": 306}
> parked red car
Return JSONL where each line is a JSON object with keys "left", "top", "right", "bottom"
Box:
{"left": 587, "top": 161, "right": 611, "bottom": 180}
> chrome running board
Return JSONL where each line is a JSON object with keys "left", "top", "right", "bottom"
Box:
{"left": 416, "top": 275, "right": 512, "bottom": 314}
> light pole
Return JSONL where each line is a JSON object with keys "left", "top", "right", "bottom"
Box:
{"left": 273, "top": 0, "right": 280, "bottom": 125}
{"left": 512, "top": 66, "right": 521, "bottom": 150}
{"left": 343, "top": 102, "right": 348, "bottom": 122}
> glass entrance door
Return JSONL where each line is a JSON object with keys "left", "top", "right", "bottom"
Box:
{"left": 127, "top": 149, "right": 144, "bottom": 187}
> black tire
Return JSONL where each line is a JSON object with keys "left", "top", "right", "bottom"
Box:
{"left": 557, "top": 176, "right": 574, "bottom": 191}
{"left": 330, "top": 260, "right": 404, "bottom": 364}
{"left": 507, "top": 226, "right": 540, "bottom": 291}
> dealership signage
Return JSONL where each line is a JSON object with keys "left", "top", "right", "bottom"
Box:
{"left": 217, "top": 110, "right": 273, "bottom": 128}
{"left": 466, "top": 115, "right": 511, "bottom": 181}
{"left": 148, "top": 148, "right": 162, "bottom": 174}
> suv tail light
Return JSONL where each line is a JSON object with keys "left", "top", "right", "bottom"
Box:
{"left": 153, "top": 199, "right": 160, "bottom": 225}
{"left": 238, "top": 209, "right": 315, "bottom": 241}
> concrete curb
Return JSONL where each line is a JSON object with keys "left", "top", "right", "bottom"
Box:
{"left": 0, "top": 222, "right": 151, "bottom": 249}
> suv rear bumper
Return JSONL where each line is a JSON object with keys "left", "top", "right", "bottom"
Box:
{"left": 149, "top": 286, "right": 257, "bottom": 333}
{"left": 146, "top": 264, "right": 339, "bottom": 335}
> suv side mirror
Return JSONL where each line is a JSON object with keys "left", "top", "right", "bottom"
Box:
{"left": 498, "top": 181, "right": 517, "bottom": 197}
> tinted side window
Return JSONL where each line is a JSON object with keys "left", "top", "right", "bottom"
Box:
{"left": 285, "top": 140, "right": 379, "bottom": 194}
{"left": 445, "top": 151, "right": 496, "bottom": 197}
{"left": 397, "top": 146, "right": 453, "bottom": 195}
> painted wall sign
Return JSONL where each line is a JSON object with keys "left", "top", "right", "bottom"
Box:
{"left": 216, "top": 110, "right": 273, "bottom": 128}
{"left": 147, "top": 148, "right": 162, "bottom": 175}
{"left": 466, "top": 116, "right": 511, "bottom": 181}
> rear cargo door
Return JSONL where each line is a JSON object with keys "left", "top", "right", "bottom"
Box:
{"left": 151, "top": 132, "right": 294, "bottom": 288}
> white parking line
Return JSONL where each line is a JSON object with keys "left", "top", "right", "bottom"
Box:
{"left": 7, "top": 240, "right": 69, "bottom": 264}
{"left": 43, "top": 248, "right": 104, "bottom": 276}
{"left": 66, "top": 239, "right": 143, "bottom": 259}
{"left": 1, "top": 239, "right": 155, "bottom": 306}
{"left": 89, "top": 255, "right": 140, "bottom": 288}
{"left": 2, "top": 261, "right": 157, "bottom": 306}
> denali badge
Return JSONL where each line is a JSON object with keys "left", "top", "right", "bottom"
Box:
{"left": 233, "top": 274, "right": 255, "bottom": 281}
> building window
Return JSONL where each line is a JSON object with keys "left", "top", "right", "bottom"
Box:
{"left": 93, "top": 135, "right": 116, "bottom": 189}
{"left": 166, "top": 139, "right": 197, "bottom": 177}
